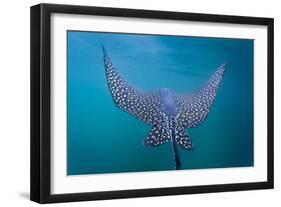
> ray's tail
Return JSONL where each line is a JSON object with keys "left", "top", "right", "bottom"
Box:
{"left": 170, "top": 129, "right": 181, "bottom": 170}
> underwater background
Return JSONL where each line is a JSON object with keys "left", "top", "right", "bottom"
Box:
{"left": 67, "top": 31, "right": 254, "bottom": 175}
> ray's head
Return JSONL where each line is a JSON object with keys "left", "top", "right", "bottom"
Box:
{"left": 158, "top": 88, "right": 177, "bottom": 116}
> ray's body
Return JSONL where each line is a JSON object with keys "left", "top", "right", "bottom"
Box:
{"left": 158, "top": 88, "right": 181, "bottom": 169}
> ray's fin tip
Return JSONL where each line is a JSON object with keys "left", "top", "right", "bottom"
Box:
{"left": 221, "top": 62, "right": 227, "bottom": 69}
{"left": 102, "top": 44, "right": 107, "bottom": 55}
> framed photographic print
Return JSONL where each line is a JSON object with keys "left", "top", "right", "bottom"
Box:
{"left": 30, "top": 3, "right": 274, "bottom": 203}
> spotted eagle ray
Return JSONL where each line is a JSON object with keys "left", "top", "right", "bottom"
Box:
{"left": 103, "top": 47, "right": 226, "bottom": 170}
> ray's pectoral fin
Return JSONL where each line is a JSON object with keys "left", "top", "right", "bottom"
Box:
{"left": 176, "top": 63, "right": 227, "bottom": 129}
{"left": 144, "top": 125, "right": 170, "bottom": 147}
{"left": 103, "top": 48, "right": 160, "bottom": 126}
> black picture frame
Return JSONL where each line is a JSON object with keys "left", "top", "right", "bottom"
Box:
{"left": 30, "top": 3, "right": 274, "bottom": 204}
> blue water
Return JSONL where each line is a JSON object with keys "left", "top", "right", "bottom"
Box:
{"left": 67, "top": 31, "right": 254, "bottom": 175}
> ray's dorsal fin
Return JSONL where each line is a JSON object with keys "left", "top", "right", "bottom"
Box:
{"left": 176, "top": 63, "right": 227, "bottom": 129}
{"left": 103, "top": 47, "right": 161, "bottom": 126}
